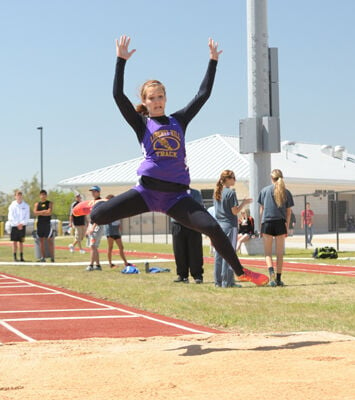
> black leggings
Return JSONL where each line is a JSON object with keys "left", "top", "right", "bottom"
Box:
{"left": 91, "top": 189, "right": 244, "bottom": 276}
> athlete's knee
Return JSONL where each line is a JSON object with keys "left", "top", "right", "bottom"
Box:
{"left": 90, "top": 202, "right": 108, "bottom": 224}
{"left": 201, "top": 219, "right": 221, "bottom": 238}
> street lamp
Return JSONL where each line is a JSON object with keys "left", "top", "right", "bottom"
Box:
{"left": 37, "top": 126, "right": 44, "bottom": 189}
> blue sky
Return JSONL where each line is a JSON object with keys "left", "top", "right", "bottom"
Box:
{"left": 1, "top": 0, "right": 354, "bottom": 194}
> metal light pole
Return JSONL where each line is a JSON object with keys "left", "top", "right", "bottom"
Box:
{"left": 37, "top": 126, "right": 44, "bottom": 189}
{"left": 239, "top": 0, "right": 281, "bottom": 230}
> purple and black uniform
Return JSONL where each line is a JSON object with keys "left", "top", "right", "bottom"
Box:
{"left": 91, "top": 56, "right": 245, "bottom": 275}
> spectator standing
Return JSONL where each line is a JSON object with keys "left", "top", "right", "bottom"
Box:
{"left": 258, "top": 169, "right": 294, "bottom": 286}
{"left": 104, "top": 194, "right": 130, "bottom": 268}
{"left": 301, "top": 202, "right": 314, "bottom": 246}
{"left": 8, "top": 190, "right": 30, "bottom": 262}
{"left": 33, "top": 190, "right": 55, "bottom": 262}
{"left": 172, "top": 188, "right": 204, "bottom": 284}
{"left": 236, "top": 210, "right": 255, "bottom": 253}
{"left": 213, "top": 170, "right": 252, "bottom": 287}
{"left": 86, "top": 186, "right": 104, "bottom": 271}
{"left": 68, "top": 193, "right": 87, "bottom": 254}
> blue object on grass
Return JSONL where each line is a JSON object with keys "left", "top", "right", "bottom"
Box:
{"left": 148, "top": 267, "right": 171, "bottom": 273}
{"left": 121, "top": 265, "right": 140, "bottom": 274}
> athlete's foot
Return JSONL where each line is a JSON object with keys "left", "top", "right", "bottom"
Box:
{"left": 238, "top": 268, "right": 269, "bottom": 286}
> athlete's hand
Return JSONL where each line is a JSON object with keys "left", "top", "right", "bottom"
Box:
{"left": 208, "top": 38, "right": 223, "bottom": 60}
{"left": 116, "top": 35, "right": 136, "bottom": 60}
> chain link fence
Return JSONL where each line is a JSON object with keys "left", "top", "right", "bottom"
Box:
{"left": 1, "top": 190, "right": 355, "bottom": 251}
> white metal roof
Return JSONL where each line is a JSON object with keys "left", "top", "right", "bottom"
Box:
{"left": 58, "top": 134, "right": 355, "bottom": 190}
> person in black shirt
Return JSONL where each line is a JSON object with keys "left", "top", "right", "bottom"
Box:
{"left": 33, "top": 190, "right": 54, "bottom": 262}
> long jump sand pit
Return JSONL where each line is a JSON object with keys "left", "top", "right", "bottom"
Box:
{"left": 1, "top": 330, "right": 354, "bottom": 400}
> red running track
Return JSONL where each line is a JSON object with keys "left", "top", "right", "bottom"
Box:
{"left": 1, "top": 241, "right": 355, "bottom": 277}
{"left": 0, "top": 273, "right": 222, "bottom": 344}
{"left": 121, "top": 252, "right": 355, "bottom": 278}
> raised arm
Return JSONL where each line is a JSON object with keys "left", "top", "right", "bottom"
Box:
{"left": 208, "top": 38, "right": 223, "bottom": 61}
{"left": 116, "top": 35, "right": 136, "bottom": 60}
{"left": 113, "top": 35, "right": 145, "bottom": 139}
{"left": 173, "top": 38, "right": 222, "bottom": 130}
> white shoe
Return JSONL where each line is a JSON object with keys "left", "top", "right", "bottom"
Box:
{"left": 68, "top": 244, "right": 74, "bottom": 253}
{"left": 79, "top": 249, "right": 86, "bottom": 254}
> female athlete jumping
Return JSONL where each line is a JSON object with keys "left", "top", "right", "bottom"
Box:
{"left": 75, "top": 35, "right": 268, "bottom": 286}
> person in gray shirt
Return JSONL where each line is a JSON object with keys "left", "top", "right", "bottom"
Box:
{"left": 213, "top": 170, "right": 252, "bottom": 287}
{"left": 258, "top": 169, "right": 294, "bottom": 286}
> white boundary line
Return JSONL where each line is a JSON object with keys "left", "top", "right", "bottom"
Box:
{"left": 0, "top": 320, "right": 35, "bottom": 342}
{"left": 0, "top": 275, "right": 213, "bottom": 341}
{"left": 0, "top": 293, "right": 59, "bottom": 297}
{"left": 0, "top": 258, "right": 170, "bottom": 266}
{"left": 0, "top": 308, "right": 115, "bottom": 314}
{"left": 0, "top": 285, "right": 31, "bottom": 288}
{"left": 4, "top": 315, "right": 137, "bottom": 322}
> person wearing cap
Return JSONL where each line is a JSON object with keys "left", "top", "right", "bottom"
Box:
{"left": 68, "top": 193, "right": 87, "bottom": 254}
{"left": 86, "top": 186, "right": 104, "bottom": 271}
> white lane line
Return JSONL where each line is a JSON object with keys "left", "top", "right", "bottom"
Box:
{"left": 5, "top": 277, "right": 120, "bottom": 309}
{"left": 1, "top": 275, "right": 214, "bottom": 335}
{"left": 0, "top": 285, "right": 32, "bottom": 288}
{"left": 0, "top": 308, "right": 115, "bottom": 314}
{"left": 0, "top": 258, "right": 171, "bottom": 266}
{"left": 0, "top": 320, "right": 36, "bottom": 342}
{"left": 4, "top": 315, "right": 137, "bottom": 322}
{"left": 0, "top": 293, "right": 59, "bottom": 296}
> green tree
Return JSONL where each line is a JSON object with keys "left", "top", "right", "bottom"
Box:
{"left": 0, "top": 191, "right": 12, "bottom": 221}
{"left": 47, "top": 189, "right": 75, "bottom": 220}
{"left": 0, "top": 175, "right": 75, "bottom": 221}
{"left": 19, "top": 175, "right": 41, "bottom": 216}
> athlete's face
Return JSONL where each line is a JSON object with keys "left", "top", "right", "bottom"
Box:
{"left": 143, "top": 86, "right": 166, "bottom": 117}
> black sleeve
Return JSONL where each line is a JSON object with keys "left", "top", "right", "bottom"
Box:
{"left": 113, "top": 57, "right": 146, "bottom": 141}
{"left": 172, "top": 59, "right": 217, "bottom": 132}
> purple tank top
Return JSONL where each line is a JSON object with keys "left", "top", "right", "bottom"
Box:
{"left": 137, "top": 116, "right": 190, "bottom": 185}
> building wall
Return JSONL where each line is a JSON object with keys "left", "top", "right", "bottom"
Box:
{"left": 72, "top": 184, "right": 355, "bottom": 235}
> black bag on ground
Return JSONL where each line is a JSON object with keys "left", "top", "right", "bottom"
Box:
{"left": 312, "top": 246, "right": 338, "bottom": 259}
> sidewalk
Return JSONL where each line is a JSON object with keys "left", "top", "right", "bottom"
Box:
{"left": 1, "top": 232, "right": 354, "bottom": 252}
{"left": 119, "top": 233, "right": 355, "bottom": 252}
{"left": 286, "top": 233, "right": 355, "bottom": 251}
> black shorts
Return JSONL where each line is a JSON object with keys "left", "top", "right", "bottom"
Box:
{"left": 37, "top": 224, "right": 53, "bottom": 238}
{"left": 10, "top": 226, "right": 26, "bottom": 242}
{"left": 261, "top": 219, "right": 287, "bottom": 237}
{"left": 107, "top": 234, "right": 121, "bottom": 240}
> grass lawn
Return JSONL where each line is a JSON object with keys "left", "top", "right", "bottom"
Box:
{"left": 0, "top": 236, "right": 354, "bottom": 335}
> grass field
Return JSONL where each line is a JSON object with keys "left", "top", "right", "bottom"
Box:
{"left": 0, "top": 236, "right": 354, "bottom": 336}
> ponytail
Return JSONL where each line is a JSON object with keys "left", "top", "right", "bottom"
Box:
{"left": 271, "top": 169, "right": 287, "bottom": 207}
{"left": 214, "top": 180, "right": 224, "bottom": 201}
{"left": 136, "top": 103, "right": 149, "bottom": 115}
{"left": 214, "top": 170, "right": 235, "bottom": 201}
